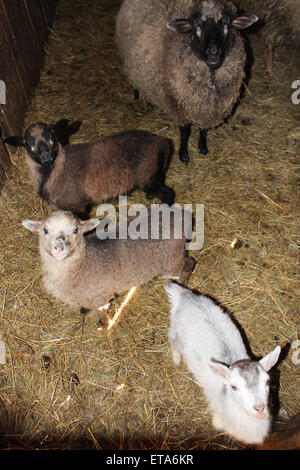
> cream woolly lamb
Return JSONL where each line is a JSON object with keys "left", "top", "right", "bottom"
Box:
{"left": 165, "top": 282, "right": 281, "bottom": 445}
{"left": 116, "top": 0, "right": 258, "bottom": 163}
{"left": 22, "top": 210, "right": 195, "bottom": 325}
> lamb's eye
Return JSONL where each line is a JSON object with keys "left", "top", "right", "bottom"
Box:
{"left": 231, "top": 385, "right": 237, "bottom": 391}
{"left": 73, "top": 227, "right": 78, "bottom": 234}
{"left": 43, "top": 228, "right": 48, "bottom": 235}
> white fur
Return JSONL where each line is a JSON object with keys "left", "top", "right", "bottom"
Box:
{"left": 165, "top": 282, "right": 281, "bottom": 445}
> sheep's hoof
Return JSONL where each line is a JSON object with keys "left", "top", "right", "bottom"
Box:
{"left": 199, "top": 147, "right": 209, "bottom": 156}
{"left": 97, "top": 314, "right": 109, "bottom": 329}
{"left": 179, "top": 151, "right": 190, "bottom": 165}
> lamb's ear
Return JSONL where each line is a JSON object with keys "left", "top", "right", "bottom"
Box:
{"left": 167, "top": 18, "right": 193, "bottom": 34}
{"left": 50, "top": 119, "right": 70, "bottom": 135}
{"left": 231, "top": 14, "right": 258, "bottom": 30}
{"left": 259, "top": 345, "right": 281, "bottom": 372}
{"left": 81, "top": 218, "right": 100, "bottom": 234}
{"left": 210, "top": 358, "right": 230, "bottom": 381}
{"left": 22, "top": 220, "right": 42, "bottom": 233}
{"left": 2, "top": 136, "right": 25, "bottom": 147}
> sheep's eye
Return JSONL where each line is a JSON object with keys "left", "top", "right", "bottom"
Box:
{"left": 73, "top": 227, "right": 78, "bottom": 234}
{"left": 231, "top": 385, "right": 238, "bottom": 391}
{"left": 43, "top": 228, "right": 48, "bottom": 235}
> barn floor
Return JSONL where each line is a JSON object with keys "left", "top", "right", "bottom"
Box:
{"left": 0, "top": 0, "right": 299, "bottom": 450}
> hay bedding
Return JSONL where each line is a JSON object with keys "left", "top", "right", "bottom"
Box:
{"left": 0, "top": 0, "right": 299, "bottom": 450}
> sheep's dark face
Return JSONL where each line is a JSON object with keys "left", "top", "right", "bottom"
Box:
{"left": 167, "top": 8, "right": 258, "bottom": 70}
{"left": 2, "top": 119, "right": 69, "bottom": 166}
{"left": 24, "top": 123, "right": 59, "bottom": 166}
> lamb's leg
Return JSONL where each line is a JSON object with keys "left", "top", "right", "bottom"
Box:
{"left": 198, "top": 129, "right": 208, "bottom": 155}
{"left": 178, "top": 256, "right": 196, "bottom": 285}
{"left": 264, "top": 47, "right": 273, "bottom": 73}
{"left": 169, "top": 331, "right": 182, "bottom": 365}
{"left": 179, "top": 124, "right": 191, "bottom": 165}
{"left": 97, "top": 302, "right": 111, "bottom": 328}
{"left": 80, "top": 307, "right": 90, "bottom": 315}
{"left": 212, "top": 412, "right": 224, "bottom": 431}
{"left": 144, "top": 148, "right": 175, "bottom": 205}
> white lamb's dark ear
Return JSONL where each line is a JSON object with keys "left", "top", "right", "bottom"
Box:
{"left": 167, "top": 19, "right": 193, "bottom": 34}
{"left": 81, "top": 218, "right": 100, "bottom": 234}
{"left": 22, "top": 220, "right": 42, "bottom": 233}
{"left": 210, "top": 358, "right": 230, "bottom": 381}
{"left": 231, "top": 14, "right": 258, "bottom": 30}
{"left": 2, "top": 136, "right": 25, "bottom": 147}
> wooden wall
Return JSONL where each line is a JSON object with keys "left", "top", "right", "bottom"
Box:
{"left": 0, "top": 0, "right": 57, "bottom": 192}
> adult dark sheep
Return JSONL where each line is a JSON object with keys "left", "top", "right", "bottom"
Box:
{"left": 116, "top": 0, "right": 258, "bottom": 164}
{"left": 235, "top": 0, "right": 300, "bottom": 72}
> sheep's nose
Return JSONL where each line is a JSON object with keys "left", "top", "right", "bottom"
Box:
{"left": 208, "top": 42, "right": 218, "bottom": 56}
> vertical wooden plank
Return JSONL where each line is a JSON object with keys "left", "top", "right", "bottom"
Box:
{"left": 0, "top": 0, "right": 57, "bottom": 191}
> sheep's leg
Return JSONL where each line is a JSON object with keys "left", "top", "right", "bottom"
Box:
{"left": 179, "top": 124, "right": 191, "bottom": 165}
{"left": 198, "top": 129, "right": 208, "bottom": 155}
{"left": 178, "top": 256, "right": 196, "bottom": 285}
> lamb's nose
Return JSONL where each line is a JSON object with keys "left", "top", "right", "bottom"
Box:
{"left": 254, "top": 405, "right": 265, "bottom": 413}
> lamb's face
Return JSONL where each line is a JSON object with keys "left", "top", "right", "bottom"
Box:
{"left": 2, "top": 119, "right": 69, "bottom": 166}
{"left": 227, "top": 361, "right": 270, "bottom": 420}
{"left": 38, "top": 212, "right": 82, "bottom": 260}
{"left": 22, "top": 211, "right": 100, "bottom": 261}
{"left": 24, "top": 123, "right": 59, "bottom": 167}
{"left": 210, "top": 346, "right": 280, "bottom": 421}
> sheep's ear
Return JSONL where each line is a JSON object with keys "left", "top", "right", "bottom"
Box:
{"left": 167, "top": 19, "right": 193, "bottom": 34}
{"left": 22, "top": 220, "right": 42, "bottom": 233}
{"left": 210, "top": 358, "right": 230, "bottom": 381}
{"left": 2, "top": 136, "right": 25, "bottom": 147}
{"left": 81, "top": 218, "right": 100, "bottom": 234}
{"left": 50, "top": 119, "right": 70, "bottom": 135}
{"left": 259, "top": 346, "right": 281, "bottom": 372}
{"left": 231, "top": 14, "right": 258, "bottom": 30}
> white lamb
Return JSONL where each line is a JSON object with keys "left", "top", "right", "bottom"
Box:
{"left": 165, "top": 282, "right": 281, "bottom": 445}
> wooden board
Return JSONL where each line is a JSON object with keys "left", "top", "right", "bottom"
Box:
{"left": 0, "top": 0, "right": 57, "bottom": 192}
